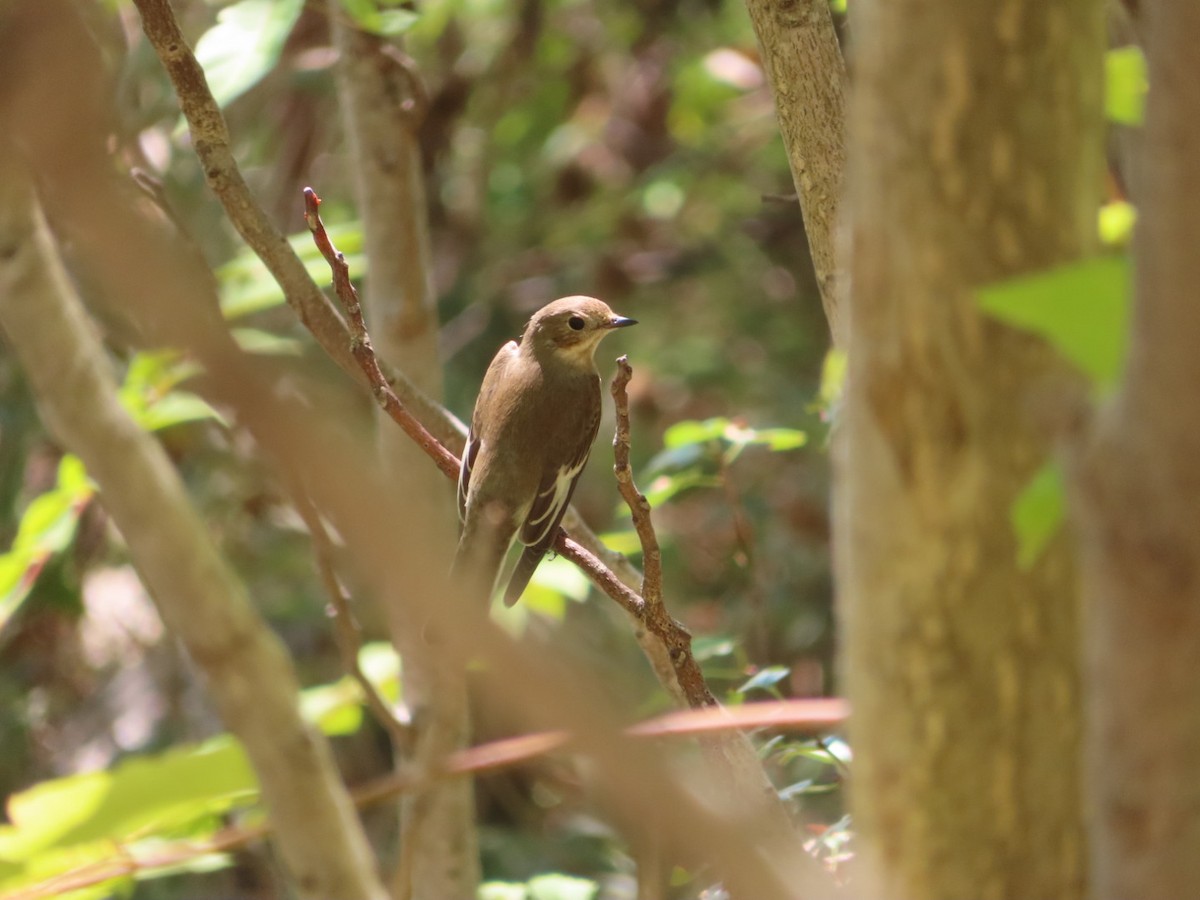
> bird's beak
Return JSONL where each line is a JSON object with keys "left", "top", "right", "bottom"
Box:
{"left": 607, "top": 316, "right": 638, "bottom": 328}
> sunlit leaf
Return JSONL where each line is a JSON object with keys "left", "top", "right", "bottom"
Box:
{"left": 528, "top": 873, "right": 599, "bottom": 900}
{"left": 1098, "top": 201, "right": 1137, "bottom": 247}
{"left": 0, "top": 456, "right": 94, "bottom": 635}
{"left": 1106, "top": 46, "right": 1147, "bottom": 126}
{"left": 232, "top": 328, "right": 305, "bottom": 355}
{"left": 0, "top": 737, "right": 257, "bottom": 861}
{"left": 814, "top": 347, "right": 847, "bottom": 418}
{"left": 337, "top": 0, "right": 419, "bottom": 36}
{"left": 662, "top": 417, "right": 729, "bottom": 449}
{"left": 691, "top": 635, "right": 736, "bottom": 662}
{"left": 217, "top": 222, "right": 366, "bottom": 319}
{"left": 1012, "top": 462, "right": 1065, "bottom": 571}
{"left": 194, "top": 0, "right": 305, "bottom": 109}
{"left": 977, "top": 255, "right": 1130, "bottom": 386}
{"left": 134, "top": 392, "right": 224, "bottom": 432}
{"left": 643, "top": 471, "right": 721, "bottom": 507}
{"left": 753, "top": 428, "right": 807, "bottom": 452}
{"left": 736, "top": 666, "right": 790, "bottom": 695}
{"left": 597, "top": 529, "right": 641, "bottom": 556}
{"left": 299, "top": 677, "right": 366, "bottom": 737}
{"left": 479, "top": 883, "right": 530, "bottom": 900}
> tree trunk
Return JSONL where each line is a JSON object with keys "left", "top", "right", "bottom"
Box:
{"left": 837, "top": 2, "right": 1104, "bottom": 898}
{"left": 330, "top": 12, "right": 479, "bottom": 900}
{"left": 1071, "top": 3, "right": 1200, "bottom": 898}
{"left": 742, "top": 0, "right": 847, "bottom": 346}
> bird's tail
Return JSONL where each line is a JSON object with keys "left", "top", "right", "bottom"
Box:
{"left": 451, "top": 514, "right": 512, "bottom": 609}
{"left": 503, "top": 546, "right": 548, "bottom": 607}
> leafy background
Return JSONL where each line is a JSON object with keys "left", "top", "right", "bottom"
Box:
{"left": 0, "top": 0, "right": 837, "bottom": 896}
{"left": 0, "top": 0, "right": 1143, "bottom": 896}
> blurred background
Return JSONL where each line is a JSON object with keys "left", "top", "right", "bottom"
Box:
{"left": 0, "top": 0, "right": 844, "bottom": 894}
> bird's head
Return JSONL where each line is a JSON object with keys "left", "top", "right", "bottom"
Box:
{"left": 521, "top": 296, "right": 637, "bottom": 367}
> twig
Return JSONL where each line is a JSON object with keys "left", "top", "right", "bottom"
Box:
{"left": 287, "top": 476, "right": 411, "bottom": 752}
{"left": 132, "top": 0, "right": 463, "bottom": 451}
{"left": 8, "top": 700, "right": 845, "bottom": 900}
{"left": 611, "top": 357, "right": 663, "bottom": 603}
{"left": 302, "top": 188, "right": 459, "bottom": 480}
{"left": 611, "top": 358, "right": 717, "bottom": 709}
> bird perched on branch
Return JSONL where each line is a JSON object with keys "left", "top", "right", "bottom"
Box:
{"left": 453, "top": 296, "right": 637, "bottom": 607}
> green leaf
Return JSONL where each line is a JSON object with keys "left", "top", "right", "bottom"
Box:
{"left": 1098, "top": 200, "right": 1137, "bottom": 247}
{"left": 0, "top": 737, "right": 257, "bottom": 862}
{"left": 691, "top": 635, "right": 736, "bottom": 662}
{"left": 297, "top": 642, "right": 403, "bottom": 736}
{"left": 662, "top": 417, "right": 730, "bottom": 449}
{"left": 814, "top": 347, "right": 847, "bottom": 417}
{"left": 337, "top": 0, "right": 419, "bottom": 36}
{"left": 643, "top": 471, "right": 721, "bottom": 507}
{"left": 977, "top": 255, "right": 1130, "bottom": 386}
{"left": 1012, "top": 462, "right": 1065, "bottom": 571}
{"left": 735, "top": 666, "right": 790, "bottom": 695}
{"left": 217, "top": 222, "right": 365, "bottom": 319}
{"left": 479, "top": 883, "right": 530, "bottom": 900}
{"left": 232, "top": 328, "right": 305, "bottom": 356}
{"left": 528, "top": 873, "right": 599, "bottom": 900}
{"left": 596, "top": 529, "right": 641, "bottom": 556}
{"left": 753, "top": 428, "right": 807, "bottom": 452}
{"left": 1106, "top": 46, "right": 1147, "bottom": 126}
{"left": 134, "top": 391, "right": 224, "bottom": 432}
{"left": 0, "top": 455, "right": 95, "bottom": 636}
{"left": 194, "top": 0, "right": 306, "bottom": 109}
{"left": 299, "top": 677, "right": 366, "bottom": 737}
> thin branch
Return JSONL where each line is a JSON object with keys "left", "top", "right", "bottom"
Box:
{"left": 9, "top": 700, "right": 846, "bottom": 900}
{"left": 287, "top": 476, "right": 411, "bottom": 753}
{"left": 302, "top": 188, "right": 459, "bottom": 480}
{"left": 131, "top": 0, "right": 462, "bottom": 450}
{"left": 611, "top": 357, "right": 663, "bottom": 603}
{"left": 0, "top": 145, "right": 387, "bottom": 900}
{"left": 611, "top": 358, "right": 717, "bottom": 709}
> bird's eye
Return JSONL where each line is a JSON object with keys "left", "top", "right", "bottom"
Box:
{"left": 568, "top": 315, "right": 586, "bottom": 331}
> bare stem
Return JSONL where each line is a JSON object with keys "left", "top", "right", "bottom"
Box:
{"left": 287, "top": 475, "right": 411, "bottom": 752}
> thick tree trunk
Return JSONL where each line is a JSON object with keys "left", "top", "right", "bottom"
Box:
{"left": 742, "top": 0, "right": 847, "bottom": 346}
{"left": 331, "top": 11, "right": 479, "bottom": 899}
{"left": 837, "top": 2, "right": 1104, "bottom": 898}
{"left": 1072, "top": 4, "right": 1200, "bottom": 899}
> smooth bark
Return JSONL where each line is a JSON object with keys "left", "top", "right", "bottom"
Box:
{"left": 1072, "top": 3, "right": 1200, "bottom": 898}
{"left": 330, "top": 10, "right": 479, "bottom": 898}
{"left": 838, "top": 2, "right": 1104, "bottom": 897}
{"left": 0, "top": 148, "right": 387, "bottom": 900}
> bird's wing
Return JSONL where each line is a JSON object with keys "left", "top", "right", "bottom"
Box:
{"left": 513, "top": 393, "right": 597, "bottom": 549}
{"left": 456, "top": 430, "right": 479, "bottom": 523}
{"left": 458, "top": 340, "right": 519, "bottom": 521}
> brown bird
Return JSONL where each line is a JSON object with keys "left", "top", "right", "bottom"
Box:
{"left": 453, "top": 296, "right": 637, "bottom": 606}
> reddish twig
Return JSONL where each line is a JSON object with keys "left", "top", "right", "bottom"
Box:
{"left": 303, "top": 188, "right": 459, "bottom": 480}
{"left": 8, "top": 700, "right": 844, "bottom": 900}
{"left": 611, "top": 357, "right": 663, "bottom": 602}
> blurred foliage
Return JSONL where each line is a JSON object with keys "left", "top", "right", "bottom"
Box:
{"left": 0, "top": 0, "right": 844, "bottom": 895}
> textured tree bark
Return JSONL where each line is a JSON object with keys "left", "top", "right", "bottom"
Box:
{"left": 742, "top": 0, "right": 847, "bottom": 346}
{"left": 837, "top": 2, "right": 1104, "bottom": 898}
{"left": 330, "top": 11, "right": 480, "bottom": 899}
{"left": 1071, "top": 3, "right": 1200, "bottom": 898}
{"left": 0, "top": 149, "right": 388, "bottom": 900}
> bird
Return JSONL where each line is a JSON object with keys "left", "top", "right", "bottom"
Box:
{"left": 453, "top": 296, "right": 637, "bottom": 607}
